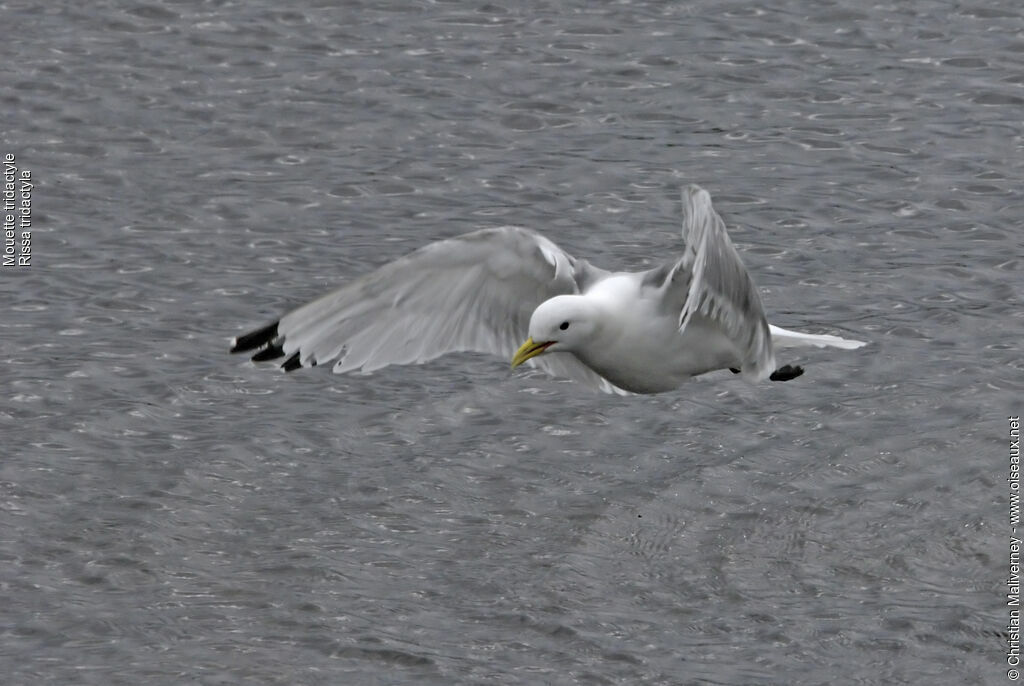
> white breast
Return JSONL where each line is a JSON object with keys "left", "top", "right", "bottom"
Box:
{"left": 573, "top": 275, "right": 741, "bottom": 393}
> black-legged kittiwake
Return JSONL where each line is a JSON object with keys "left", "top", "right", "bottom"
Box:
{"left": 231, "top": 185, "right": 866, "bottom": 394}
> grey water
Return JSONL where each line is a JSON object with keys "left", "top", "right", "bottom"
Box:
{"left": 1, "top": 0, "right": 1020, "bottom": 683}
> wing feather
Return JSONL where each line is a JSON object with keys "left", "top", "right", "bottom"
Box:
{"left": 676, "top": 185, "right": 775, "bottom": 380}
{"left": 232, "top": 226, "right": 624, "bottom": 392}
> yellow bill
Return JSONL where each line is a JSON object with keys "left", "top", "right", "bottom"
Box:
{"left": 510, "top": 337, "right": 554, "bottom": 368}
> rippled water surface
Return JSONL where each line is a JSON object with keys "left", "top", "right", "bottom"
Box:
{"left": 2, "top": 1, "right": 1020, "bottom": 683}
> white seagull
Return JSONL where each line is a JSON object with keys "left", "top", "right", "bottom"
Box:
{"left": 231, "top": 185, "right": 866, "bottom": 394}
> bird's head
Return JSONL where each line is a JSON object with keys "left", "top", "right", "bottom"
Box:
{"left": 511, "top": 295, "right": 598, "bottom": 368}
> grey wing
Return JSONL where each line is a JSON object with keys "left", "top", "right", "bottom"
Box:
{"left": 671, "top": 185, "right": 775, "bottom": 380}
{"left": 231, "top": 226, "right": 625, "bottom": 392}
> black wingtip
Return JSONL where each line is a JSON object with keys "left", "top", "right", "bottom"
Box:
{"left": 231, "top": 321, "right": 280, "bottom": 353}
{"left": 252, "top": 342, "right": 286, "bottom": 361}
{"left": 231, "top": 320, "right": 305, "bottom": 371}
{"left": 282, "top": 352, "right": 302, "bottom": 372}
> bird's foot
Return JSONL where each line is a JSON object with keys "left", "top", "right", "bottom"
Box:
{"left": 769, "top": 364, "right": 804, "bottom": 382}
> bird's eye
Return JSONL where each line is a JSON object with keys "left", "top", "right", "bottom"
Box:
{"left": 559, "top": 321, "right": 569, "bottom": 330}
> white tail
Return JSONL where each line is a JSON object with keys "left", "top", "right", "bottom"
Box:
{"left": 769, "top": 324, "right": 867, "bottom": 350}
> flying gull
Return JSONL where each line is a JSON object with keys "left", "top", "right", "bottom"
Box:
{"left": 231, "top": 185, "right": 866, "bottom": 394}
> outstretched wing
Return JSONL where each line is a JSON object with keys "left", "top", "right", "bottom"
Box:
{"left": 672, "top": 185, "right": 775, "bottom": 380}
{"left": 231, "top": 226, "right": 623, "bottom": 392}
